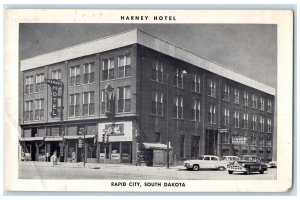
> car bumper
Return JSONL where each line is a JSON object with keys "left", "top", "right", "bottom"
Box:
{"left": 227, "top": 165, "right": 247, "bottom": 172}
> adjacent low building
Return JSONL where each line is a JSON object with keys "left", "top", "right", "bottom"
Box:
{"left": 19, "top": 29, "right": 275, "bottom": 165}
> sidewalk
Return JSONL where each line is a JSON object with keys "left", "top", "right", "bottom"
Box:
{"left": 19, "top": 161, "right": 183, "bottom": 170}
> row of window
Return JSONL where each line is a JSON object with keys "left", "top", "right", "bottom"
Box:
{"left": 24, "top": 99, "right": 45, "bottom": 121}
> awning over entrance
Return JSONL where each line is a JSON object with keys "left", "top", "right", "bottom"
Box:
{"left": 19, "top": 137, "right": 44, "bottom": 141}
{"left": 143, "top": 143, "right": 172, "bottom": 150}
{"left": 45, "top": 137, "right": 64, "bottom": 141}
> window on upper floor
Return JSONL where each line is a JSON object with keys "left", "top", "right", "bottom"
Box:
{"left": 173, "top": 68, "right": 184, "bottom": 88}
{"left": 252, "top": 94, "right": 258, "bottom": 109}
{"left": 242, "top": 113, "right": 249, "bottom": 129}
{"left": 259, "top": 136, "right": 265, "bottom": 147}
{"left": 223, "top": 84, "right": 230, "bottom": 101}
{"left": 234, "top": 88, "right": 240, "bottom": 104}
{"left": 192, "top": 74, "right": 201, "bottom": 93}
{"left": 260, "top": 97, "right": 265, "bottom": 111}
{"left": 259, "top": 116, "right": 265, "bottom": 132}
{"left": 267, "top": 100, "right": 272, "bottom": 113}
{"left": 151, "top": 59, "right": 163, "bottom": 82}
{"left": 69, "top": 93, "right": 80, "bottom": 117}
{"left": 52, "top": 69, "right": 61, "bottom": 81}
{"left": 25, "top": 76, "right": 34, "bottom": 94}
{"left": 70, "top": 65, "right": 80, "bottom": 86}
{"left": 118, "top": 54, "right": 131, "bottom": 78}
{"left": 267, "top": 118, "right": 272, "bottom": 133}
{"left": 83, "top": 62, "right": 95, "bottom": 84}
{"left": 266, "top": 136, "right": 272, "bottom": 147}
{"left": 83, "top": 91, "right": 95, "bottom": 116}
{"left": 35, "top": 73, "right": 45, "bottom": 92}
{"left": 102, "top": 58, "right": 114, "bottom": 81}
{"left": 252, "top": 114, "right": 257, "bottom": 131}
{"left": 224, "top": 108, "right": 230, "bottom": 126}
{"left": 208, "top": 79, "right": 216, "bottom": 98}
{"left": 118, "top": 86, "right": 131, "bottom": 113}
{"left": 208, "top": 103, "right": 216, "bottom": 124}
{"left": 250, "top": 133, "right": 257, "bottom": 145}
{"left": 173, "top": 95, "right": 183, "bottom": 119}
{"left": 234, "top": 110, "right": 240, "bottom": 128}
{"left": 243, "top": 91, "right": 249, "bottom": 106}
{"left": 35, "top": 99, "right": 44, "bottom": 121}
{"left": 151, "top": 91, "right": 163, "bottom": 116}
{"left": 24, "top": 100, "right": 33, "bottom": 121}
{"left": 100, "top": 88, "right": 115, "bottom": 115}
{"left": 154, "top": 132, "right": 161, "bottom": 143}
{"left": 192, "top": 99, "right": 201, "bottom": 122}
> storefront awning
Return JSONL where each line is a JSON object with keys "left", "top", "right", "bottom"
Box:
{"left": 19, "top": 137, "right": 44, "bottom": 141}
{"left": 143, "top": 143, "right": 172, "bottom": 150}
{"left": 45, "top": 137, "right": 63, "bottom": 141}
{"left": 64, "top": 135, "right": 95, "bottom": 139}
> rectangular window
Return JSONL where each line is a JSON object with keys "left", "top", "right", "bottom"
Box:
{"left": 267, "top": 100, "right": 272, "bottom": 113}
{"left": 118, "top": 54, "right": 131, "bottom": 78}
{"left": 243, "top": 113, "right": 249, "bottom": 129}
{"left": 222, "top": 132, "right": 230, "bottom": 144}
{"left": 83, "top": 62, "right": 95, "bottom": 84}
{"left": 192, "top": 74, "right": 201, "bottom": 93}
{"left": 260, "top": 97, "right": 265, "bottom": 111}
{"left": 252, "top": 115, "right": 257, "bottom": 131}
{"left": 151, "top": 59, "right": 163, "bottom": 82}
{"left": 234, "top": 88, "right": 240, "bottom": 104}
{"left": 224, "top": 108, "right": 230, "bottom": 126}
{"left": 35, "top": 99, "right": 44, "bottom": 121}
{"left": 223, "top": 84, "right": 230, "bottom": 101}
{"left": 173, "top": 68, "right": 184, "bottom": 88}
{"left": 118, "top": 86, "right": 131, "bottom": 113}
{"left": 82, "top": 92, "right": 95, "bottom": 116}
{"left": 70, "top": 65, "right": 80, "bottom": 85}
{"left": 154, "top": 132, "right": 161, "bottom": 143}
{"left": 52, "top": 69, "right": 61, "bottom": 81}
{"left": 259, "top": 136, "right": 265, "bottom": 147}
{"left": 192, "top": 99, "right": 201, "bottom": 121}
{"left": 208, "top": 104, "right": 216, "bottom": 124}
{"left": 101, "top": 90, "right": 105, "bottom": 114}
{"left": 244, "top": 91, "right": 249, "bottom": 106}
{"left": 35, "top": 73, "right": 45, "bottom": 92}
{"left": 266, "top": 136, "right": 272, "bottom": 147}
{"left": 24, "top": 100, "right": 33, "bottom": 121}
{"left": 69, "top": 94, "right": 80, "bottom": 117}
{"left": 180, "top": 135, "right": 185, "bottom": 158}
{"left": 252, "top": 94, "right": 258, "bottom": 109}
{"left": 102, "top": 58, "right": 114, "bottom": 81}
{"left": 191, "top": 136, "right": 200, "bottom": 159}
{"left": 208, "top": 79, "right": 216, "bottom": 97}
{"left": 172, "top": 95, "right": 183, "bottom": 119}
{"left": 234, "top": 110, "right": 240, "bottom": 128}
{"left": 25, "top": 75, "right": 34, "bottom": 94}
{"left": 260, "top": 116, "right": 265, "bottom": 132}
{"left": 251, "top": 133, "right": 257, "bottom": 145}
{"left": 267, "top": 118, "right": 272, "bottom": 133}
{"left": 151, "top": 91, "right": 163, "bottom": 116}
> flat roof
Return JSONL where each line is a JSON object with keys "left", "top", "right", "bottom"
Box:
{"left": 20, "top": 29, "right": 275, "bottom": 95}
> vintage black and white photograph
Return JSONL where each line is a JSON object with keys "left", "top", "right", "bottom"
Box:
{"left": 4, "top": 9, "right": 293, "bottom": 192}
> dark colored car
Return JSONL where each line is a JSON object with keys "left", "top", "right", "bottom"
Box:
{"left": 227, "top": 155, "right": 268, "bottom": 175}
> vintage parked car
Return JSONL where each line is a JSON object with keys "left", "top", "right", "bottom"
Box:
{"left": 221, "top": 156, "right": 240, "bottom": 166}
{"left": 184, "top": 155, "right": 227, "bottom": 171}
{"left": 227, "top": 155, "right": 268, "bottom": 175}
{"left": 267, "top": 160, "right": 277, "bottom": 168}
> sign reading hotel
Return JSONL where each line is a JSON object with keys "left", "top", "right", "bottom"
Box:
{"left": 45, "top": 78, "right": 63, "bottom": 118}
{"left": 232, "top": 136, "right": 248, "bottom": 145}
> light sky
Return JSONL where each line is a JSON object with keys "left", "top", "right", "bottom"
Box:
{"left": 19, "top": 24, "right": 277, "bottom": 88}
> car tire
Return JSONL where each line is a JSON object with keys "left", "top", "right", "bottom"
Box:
{"left": 259, "top": 170, "right": 264, "bottom": 174}
{"left": 244, "top": 168, "right": 250, "bottom": 175}
{"left": 193, "top": 165, "right": 200, "bottom": 171}
{"left": 218, "top": 166, "right": 225, "bottom": 171}
{"left": 228, "top": 171, "right": 233, "bottom": 174}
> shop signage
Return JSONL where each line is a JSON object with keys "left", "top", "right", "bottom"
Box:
{"left": 100, "top": 153, "right": 105, "bottom": 159}
{"left": 111, "top": 153, "right": 120, "bottom": 160}
{"left": 122, "top": 153, "right": 130, "bottom": 160}
{"left": 78, "top": 139, "right": 82, "bottom": 148}
{"left": 232, "top": 136, "right": 248, "bottom": 145}
{"left": 45, "top": 79, "right": 63, "bottom": 118}
{"left": 218, "top": 128, "right": 229, "bottom": 133}
{"left": 104, "top": 124, "right": 124, "bottom": 135}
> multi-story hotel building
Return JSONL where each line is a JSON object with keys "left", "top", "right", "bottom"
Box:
{"left": 19, "top": 29, "right": 275, "bottom": 165}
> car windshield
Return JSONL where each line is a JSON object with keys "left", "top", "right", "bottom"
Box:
{"left": 198, "top": 156, "right": 204, "bottom": 160}
{"left": 242, "top": 156, "right": 258, "bottom": 162}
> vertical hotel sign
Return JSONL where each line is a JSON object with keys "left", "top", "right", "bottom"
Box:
{"left": 45, "top": 79, "right": 63, "bottom": 118}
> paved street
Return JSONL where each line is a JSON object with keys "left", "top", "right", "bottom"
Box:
{"left": 19, "top": 161, "right": 277, "bottom": 180}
